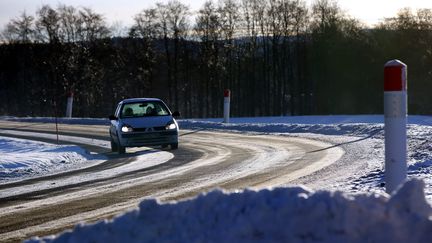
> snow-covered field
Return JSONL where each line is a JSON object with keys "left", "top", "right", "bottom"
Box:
{"left": 1, "top": 115, "right": 432, "bottom": 242}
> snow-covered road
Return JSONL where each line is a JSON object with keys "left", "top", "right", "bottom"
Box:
{"left": 0, "top": 120, "right": 345, "bottom": 241}
{"left": 2, "top": 116, "right": 432, "bottom": 242}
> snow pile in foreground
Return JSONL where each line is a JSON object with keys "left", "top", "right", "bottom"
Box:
{"left": 29, "top": 179, "right": 432, "bottom": 243}
{"left": 0, "top": 137, "right": 101, "bottom": 183}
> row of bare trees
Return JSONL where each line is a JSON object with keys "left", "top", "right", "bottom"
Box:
{"left": 1, "top": 0, "right": 432, "bottom": 117}
{"left": 2, "top": 5, "right": 110, "bottom": 44}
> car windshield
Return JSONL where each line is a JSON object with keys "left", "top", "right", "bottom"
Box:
{"left": 121, "top": 101, "right": 170, "bottom": 118}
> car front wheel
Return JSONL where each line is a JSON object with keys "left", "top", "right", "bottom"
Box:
{"left": 110, "top": 138, "right": 118, "bottom": 152}
{"left": 115, "top": 137, "right": 125, "bottom": 154}
{"left": 171, "top": 143, "right": 178, "bottom": 150}
{"left": 118, "top": 143, "right": 126, "bottom": 154}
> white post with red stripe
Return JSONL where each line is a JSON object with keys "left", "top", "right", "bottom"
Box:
{"left": 66, "top": 91, "right": 74, "bottom": 118}
{"left": 223, "top": 89, "right": 231, "bottom": 123}
{"left": 384, "top": 60, "right": 407, "bottom": 193}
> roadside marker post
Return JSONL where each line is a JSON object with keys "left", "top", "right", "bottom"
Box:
{"left": 223, "top": 89, "right": 231, "bottom": 123}
{"left": 53, "top": 99, "right": 59, "bottom": 145}
{"left": 384, "top": 59, "right": 407, "bottom": 193}
{"left": 66, "top": 91, "right": 74, "bottom": 118}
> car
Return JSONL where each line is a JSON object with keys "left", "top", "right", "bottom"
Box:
{"left": 108, "top": 98, "right": 180, "bottom": 154}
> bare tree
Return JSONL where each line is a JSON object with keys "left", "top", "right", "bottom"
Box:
{"left": 130, "top": 8, "right": 160, "bottom": 39}
{"left": 416, "top": 8, "right": 432, "bottom": 30}
{"left": 195, "top": 0, "right": 223, "bottom": 117}
{"left": 2, "top": 12, "right": 35, "bottom": 43}
{"left": 35, "top": 5, "right": 60, "bottom": 43}
{"left": 218, "top": 0, "right": 240, "bottom": 40}
{"left": 279, "top": 0, "right": 310, "bottom": 115}
{"left": 217, "top": 0, "right": 241, "bottom": 115}
{"left": 78, "top": 7, "right": 110, "bottom": 42}
{"left": 165, "top": 1, "right": 190, "bottom": 40}
{"left": 57, "top": 5, "right": 81, "bottom": 43}
{"left": 127, "top": 7, "right": 162, "bottom": 102}
{"left": 311, "top": 0, "right": 341, "bottom": 33}
{"left": 155, "top": 0, "right": 190, "bottom": 110}
{"left": 291, "top": 1, "right": 310, "bottom": 114}
{"left": 195, "top": 1, "right": 220, "bottom": 42}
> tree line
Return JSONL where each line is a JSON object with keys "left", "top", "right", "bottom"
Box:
{"left": 1, "top": 0, "right": 432, "bottom": 118}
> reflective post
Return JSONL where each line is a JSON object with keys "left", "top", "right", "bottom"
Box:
{"left": 66, "top": 91, "right": 74, "bottom": 118}
{"left": 223, "top": 89, "right": 231, "bottom": 123}
{"left": 384, "top": 59, "right": 407, "bottom": 193}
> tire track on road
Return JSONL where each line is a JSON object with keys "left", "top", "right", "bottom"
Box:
{"left": 0, "top": 121, "right": 343, "bottom": 242}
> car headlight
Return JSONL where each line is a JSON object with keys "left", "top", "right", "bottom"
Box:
{"left": 121, "top": 125, "right": 133, "bottom": 133}
{"left": 165, "top": 121, "right": 177, "bottom": 130}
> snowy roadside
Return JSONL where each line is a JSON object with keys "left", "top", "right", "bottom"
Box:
{"left": 177, "top": 116, "right": 432, "bottom": 200}
{"left": 0, "top": 136, "right": 105, "bottom": 183}
{"left": 2, "top": 115, "right": 432, "bottom": 197}
{"left": 2, "top": 115, "right": 432, "bottom": 242}
{"left": 180, "top": 115, "right": 432, "bottom": 196}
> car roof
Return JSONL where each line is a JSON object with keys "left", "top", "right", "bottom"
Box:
{"left": 120, "top": 98, "right": 163, "bottom": 104}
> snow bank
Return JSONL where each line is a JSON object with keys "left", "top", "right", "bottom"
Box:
{"left": 177, "top": 117, "right": 432, "bottom": 201}
{"left": 179, "top": 119, "right": 385, "bottom": 136}
{"left": 0, "top": 137, "right": 103, "bottom": 183}
{"left": 28, "top": 179, "right": 432, "bottom": 243}
{"left": 178, "top": 115, "right": 432, "bottom": 137}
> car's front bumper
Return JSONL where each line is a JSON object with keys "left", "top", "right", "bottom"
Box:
{"left": 119, "top": 130, "right": 178, "bottom": 147}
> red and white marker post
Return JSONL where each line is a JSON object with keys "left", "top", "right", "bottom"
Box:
{"left": 223, "top": 89, "right": 231, "bottom": 123}
{"left": 66, "top": 91, "right": 74, "bottom": 118}
{"left": 384, "top": 60, "right": 407, "bottom": 193}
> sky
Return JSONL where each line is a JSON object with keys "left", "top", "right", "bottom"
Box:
{"left": 1, "top": 0, "right": 432, "bottom": 30}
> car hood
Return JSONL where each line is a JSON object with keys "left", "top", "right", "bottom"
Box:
{"left": 121, "top": 116, "right": 174, "bottom": 128}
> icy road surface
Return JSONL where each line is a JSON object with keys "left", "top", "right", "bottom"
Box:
{"left": 0, "top": 120, "right": 344, "bottom": 242}
{"left": 2, "top": 116, "right": 432, "bottom": 242}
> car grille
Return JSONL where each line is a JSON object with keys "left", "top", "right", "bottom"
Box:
{"left": 133, "top": 126, "right": 166, "bottom": 132}
{"left": 121, "top": 130, "right": 177, "bottom": 146}
{"left": 129, "top": 136, "right": 171, "bottom": 145}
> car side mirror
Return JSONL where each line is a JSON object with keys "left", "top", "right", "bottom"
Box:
{"left": 109, "top": 115, "right": 118, "bottom": 120}
{"left": 172, "top": 111, "right": 181, "bottom": 118}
